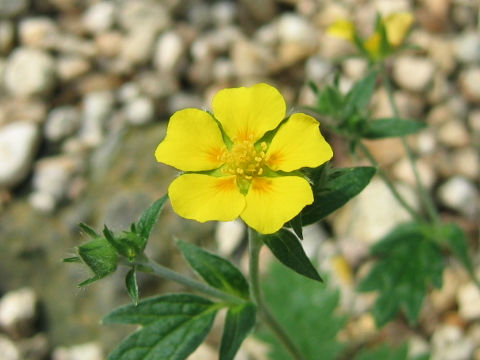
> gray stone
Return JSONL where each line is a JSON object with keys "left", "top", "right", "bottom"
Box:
{"left": 0, "top": 21, "right": 14, "bottom": 54}
{"left": 458, "top": 282, "right": 480, "bottom": 321}
{"left": 44, "top": 106, "right": 81, "bottom": 141}
{"left": 451, "top": 148, "right": 480, "bottom": 179}
{"left": 57, "top": 56, "right": 91, "bottom": 82}
{"left": 154, "top": 30, "right": 185, "bottom": 74}
{"left": 437, "top": 176, "right": 478, "bottom": 218}
{"left": 4, "top": 48, "right": 56, "bottom": 97}
{"left": 0, "top": 122, "right": 40, "bottom": 188}
{"left": 0, "top": 288, "right": 37, "bottom": 338}
{"left": 121, "top": 28, "right": 156, "bottom": 65}
{"left": 167, "top": 92, "right": 204, "bottom": 114}
{"left": 79, "top": 91, "right": 114, "bottom": 147}
{"left": 117, "top": 82, "right": 141, "bottom": 103}
{"left": 459, "top": 67, "right": 480, "bottom": 103}
{"left": 17, "top": 333, "right": 49, "bottom": 360}
{"left": 53, "top": 342, "right": 103, "bottom": 360}
{"left": 393, "top": 56, "right": 434, "bottom": 92}
{"left": 0, "top": 0, "right": 29, "bottom": 17}
{"left": 19, "top": 17, "right": 58, "bottom": 49}
{"left": 431, "top": 325, "right": 474, "bottom": 360}
{"left": 118, "top": 0, "right": 170, "bottom": 33}
{"left": 454, "top": 31, "right": 480, "bottom": 63}
{"left": 304, "top": 56, "right": 333, "bottom": 83}
{"left": 437, "top": 119, "right": 470, "bottom": 148}
{"left": 0, "top": 335, "right": 20, "bottom": 360}
{"left": 124, "top": 97, "right": 155, "bottom": 126}
{"left": 51, "top": 35, "right": 96, "bottom": 58}
{"left": 83, "top": 2, "right": 115, "bottom": 33}
{"left": 215, "top": 219, "right": 245, "bottom": 257}
{"left": 211, "top": 1, "right": 237, "bottom": 26}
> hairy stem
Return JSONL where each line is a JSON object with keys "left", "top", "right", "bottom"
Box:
{"left": 248, "top": 228, "right": 306, "bottom": 360}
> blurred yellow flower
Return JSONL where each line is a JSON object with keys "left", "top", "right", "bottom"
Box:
{"left": 155, "top": 83, "right": 333, "bottom": 234}
{"left": 327, "top": 12, "right": 414, "bottom": 60}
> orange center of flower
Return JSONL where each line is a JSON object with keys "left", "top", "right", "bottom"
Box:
{"left": 221, "top": 137, "right": 268, "bottom": 182}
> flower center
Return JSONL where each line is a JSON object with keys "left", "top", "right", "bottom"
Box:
{"left": 221, "top": 139, "right": 267, "bottom": 181}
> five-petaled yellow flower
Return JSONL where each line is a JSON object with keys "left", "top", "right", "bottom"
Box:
{"left": 327, "top": 12, "right": 414, "bottom": 60}
{"left": 155, "top": 83, "right": 333, "bottom": 234}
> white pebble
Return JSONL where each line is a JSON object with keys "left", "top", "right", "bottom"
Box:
{"left": 124, "top": 97, "right": 155, "bottom": 126}
{"left": 437, "top": 176, "right": 478, "bottom": 218}
{"left": 0, "top": 288, "right": 37, "bottom": 338}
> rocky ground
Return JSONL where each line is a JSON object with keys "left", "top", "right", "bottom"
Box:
{"left": 0, "top": 0, "right": 479, "bottom": 359}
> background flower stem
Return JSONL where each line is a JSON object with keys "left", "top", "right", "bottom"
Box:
{"left": 248, "top": 228, "right": 306, "bottom": 360}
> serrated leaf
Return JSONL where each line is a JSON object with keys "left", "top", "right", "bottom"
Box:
{"left": 220, "top": 303, "right": 256, "bottom": 360}
{"left": 358, "top": 222, "right": 445, "bottom": 326}
{"left": 345, "top": 69, "right": 378, "bottom": 115}
{"left": 176, "top": 240, "right": 250, "bottom": 299}
{"left": 104, "top": 294, "right": 219, "bottom": 360}
{"left": 289, "top": 214, "right": 303, "bottom": 240}
{"left": 361, "top": 118, "right": 427, "bottom": 139}
{"left": 79, "top": 222, "right": 100, "bottom": 238}
{"left": 259, "top": 229, "right": 322, "bottom": 282}
{"left": 136, "top": 195, "right": 168, "bottom": 246}
{"left": 126, "top": 268, "right": 139, "bottom": 305}
{"left": 256, "top": 262, "right": 345, "bottom": 360}
{"left": 78, "top": 238, "right": 118, "bottom": 286}
{"left": 301, "top": 167, "right": 376, "bottom": 226}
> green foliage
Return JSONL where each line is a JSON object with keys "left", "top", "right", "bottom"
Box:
{"left": 220, "top": 303, "right": 257, "bottom": 360}
{"left": 301, "top": 166, "right": 376, "bottom": 225}
{"left": 257, "top": 262, "right": 346, "bottom": 360}
{"left": 259, "top": 229, "right": 322, "bottom": 282}
{"left": 103, "top": 294, "right": 219, "bottom": 360}
{"left": 289, "top": 214, "right": 303, "bottom": 240}
{"left": 136, "top": 195, "right": 168, "bottom": 246}
{"left": 361, "top": 118, "right": 427, "bottom": 139}
{"left": 358, "top": 222, "right": 445, "bottom": 326}
{"left": 176, "top": 240, "right": 250, "bottom": 299}
{"left": 77, "top": 237, "right": 118, "bottom": 286}
{"left": 345, "top": 69, "right": 378, "bottom": 116}
{"left": 125, "top": 268, "right": 139, "bottom": 305}
{"left": 79, "top": 222, "right": 100, "bottom": 238}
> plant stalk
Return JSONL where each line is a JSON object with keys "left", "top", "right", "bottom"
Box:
{"left": 248, "top": 228, "right": 306, "bottom": 360}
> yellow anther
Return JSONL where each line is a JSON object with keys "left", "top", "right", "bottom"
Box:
{"left": 257, "top": 168, "right": 263, "bottom": 175}
{"left": 261, "top": 142, "right": 267, "bottom": 150}
{"left": 255, "top": 157, "right": 262, "bottom": 162}
{"left": 236, "top": 168, "right": 244, "bottom": 174}
{"left": 245, "top": 175, "right": 252, "bottom": 180}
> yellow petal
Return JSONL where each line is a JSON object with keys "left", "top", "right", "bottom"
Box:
{"left": 266, "top": 113, "right": 333, "bottom": 172}
{"left": 155, "top": 108, "right": 227, "bottom": 171}
{"left": 169, "top": 174, "right": 245, "bottom": 223}
{"left": 384, "top": 12, "right": 414, "bottom": 47}
{"left": 212, "top": 83, "right": 286, "bottom": 142}
{"left": 326, "top": 19, "right": 355, "bottom": 42}
{"left": 241, "top": 176, "right": 313, "bottom": 234}
{"left": 364, "top": 33, "right": 382, "bottom": 59}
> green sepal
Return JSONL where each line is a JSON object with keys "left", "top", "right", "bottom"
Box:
{"left": 103, "top": 294, "right": 220, "bottom": 360}
{"left": 219, "top": 303, "right": 257, "bottom": 360}
{"left": 176, "top": 240, "right": 250, "bottom": 299}
{"left": 136, "top": 195, "right": 168, "bottom": 247}
{"left": 103, "top": 225, "right": 143, "bottom": 261}
{"left": 259, "top": 229, "right": 322, "bottom": 282}
{"left": 361, "top": 118, "right": 427, "bottom": 139}
{"left": 301, "top": 166, "right": 376, "bottom": 226}
{"left": 77, "top": 238, "right": 118, "bottom": 286}
{"left": 63, "top": 256, "right": 81, "bottom": 263}
{"left": 358, "top": 222, "right": 445, "bottom": 326}
{"left": 79, "top": 222, "right": 100, "bottom": 238}
{"left": 125, "top": 268, "right": 139, "bottom": 305}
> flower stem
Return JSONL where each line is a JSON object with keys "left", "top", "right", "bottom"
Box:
{"left": 379, "top": 62, "right": 440, "bottom": 224}
{"left": 131, "top": 256, "right": 245, "bottom": 306}
{"left": 248, "top": 228, "right": 306, "bottom": 360}
{"left": 358, "top": 141, "right": 422, "bottom": 221}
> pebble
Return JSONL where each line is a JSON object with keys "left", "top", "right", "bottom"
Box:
{"left": 154, "top": 31, "right": 185, "bottom": 74}
{"left": 392, "top": 157, "right": 436, "bottom": 189}
{"left": 454, "top": 31, "right": 480, "bottom": 64}
{"left": 437, "top": 176, "right": 478, "bottom": 218}
{"left": 451, "top": 148, "right": 480, "bottom": 179}
{"left": 0, "top": 122, "right": 40, "bottom": 188}
{"left": 0, "top": 20, "right": 14, "bottom": 54}
{"left": 17, "top": 333, "right": 49, "bottom": 360}
{"left": 277, "top": 13, "right": 317, "bottom": 49}
{"left": 304, "top": 56, "right": 333, "bottom": 83}
{"left": 187, "top": 343, "right": 217, "bottom": 360}
{"left": 82, "top": 2, "right": 115, "bottom": 34}
{"left": 124, "top": 97, "right": 155, "bottom": 126}
{"left": 44, "top": 106, "right": 81, "bottom": 141}
{"left": 431, "top": 325, "right": 474, "bottom": 360}
{"left": 211, "top": 1, "right": 237, "bottom": 26}
{"left": 167, "top": 92, "right": 204, "bottom": 114}
{"left": 118, "top": 1, "right": 170, "bottom": 33}
{"left": 428, "top": 36, "right": 456, "bottom": 75}
{"left": 53, "top": 342, "right": 103, "bottom": 360}
{"left": 393, "top": 56, "right": 435, "bottom": 92}
{"left": 51, "top": 34, "right": 96, "bottom": 58}
{"left": 437, "top": 119, "right": 470, "bottom": 148}
{"left": 459, "top": 67, "right": 480, "bottom": 103}
{"left": 0, "top": 335, "right": 20, "bottom": 360}
{"left": 458, "top": 282, "right": 480, "bottom": 321}
{"left": 0, "top": 99, "right": 46, "bottom": 126}
{"left": 19, "top": 17, "right": 58, "bottom": 49}
{"left": 117, "top": 82, "right": 141, "bottom": 103}
{"left": 0, "top": 0, "right": 29, "bottom": 17}
{"left": 79, "top": 91, "right": 114, "bottom": 147}
{"left": 56, "top": 56, "right": 91, "bottom": 82}
{"left": 94, "top": 31, "right": 123, "bottom": 58}
{"left": 121, "top": 28, "right": 156, "bottom": 65}
{"left": 469, "top": 109, "right": 480, "bottom": 135}
{"left": 342, "top": 58, "right": 368, "bottom": 81}
{"left": 0, "top": 288, "right": 37, "bottom": 338}
{"left": 4, "top": 47, "right": 56, "bottom": 97}
{"left": 215, "top": 219, "right": 246, "bottom": 257}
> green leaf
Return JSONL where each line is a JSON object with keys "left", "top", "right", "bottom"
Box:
{"left": 435, "top": 223, "right": 476, "bottom": 279}
{"left": 220, "top": 303, "right": 257, "bottom": 360}
{"left": 78, "top": 238, "right": 118, "bottom": 286}
{"left": 354, "top": 343, "right": 409, "bottom": 360}
{"left": 176, "top": 240, "right": 250, "bottom": 299}
{"left": 358, "top": 222, "right": 445, "bottom": 326}
{"left": 136, "top": 195, "right": 168, "bottom": 246}
{"left": 103, "top": 225, "right": 143, "bottom": 260}
{"left": 104, "top": 294, "right": 219, "bottom": 360}
{"left": 301, "top": 167, "right": 376, "bottom": 226}
{"left": 256, "top": 262, "right": 345, "bottom": 360}
{"left": 259, "top": 229, "right": 322, "bottom": 282}
{"left": 361, "top": 118, "right": 427, "bottom": 139}
{"left": 79, "top": 222, "right": 100, "bottom": 238}
{"left": 63, "top": 257, "right": 81, "bottom": 263}
{"left": 289, "top": 214, "right": 303, "bottom": 240}
{"left": 345, "top": 69, "right": 378, "bottom": 115}
{"left": 125, "top": 268, "right": 139, "bottom": 305}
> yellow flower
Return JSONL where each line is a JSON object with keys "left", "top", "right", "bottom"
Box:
{"left": 155, "top": 83, "right": 333, "bottom": 234}
{"left": 327, "top": 12, "right": 414, "bottom": 60}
